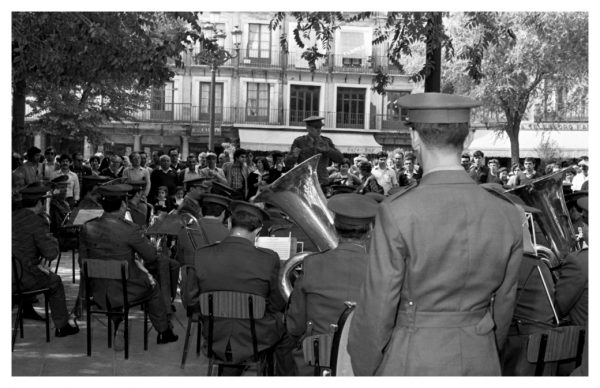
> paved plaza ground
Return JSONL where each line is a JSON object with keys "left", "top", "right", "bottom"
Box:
{"left": 11, "top": 251, "right": 217, "bottom": 377}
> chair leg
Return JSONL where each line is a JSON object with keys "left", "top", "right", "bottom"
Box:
{"left": 72, "top": 249, "right": 76, "bottom": 283}
{"left": 108, "top": 317, "right": 112, "bottom": 349}
{"left": 55, "top": 252, "right": 62, "bottom": 274}
{"left": 19, "top": 300, "right": 25, "bottom": 339}
{"left": 86, "top": 306, "right": 92, "bottom": 356}
{"left": 12, "top": 299, "right": 23, "bottom": 351}
{"left": 535, "top": 333, "right": 549, "bottom": 376}
{"left": 143, "top": 305, "right": 148, "bottom": 351}
{"left": 44, "top": 293, "right": 50, "bottom": 342}
{"left": 180, "top": 316, "right": 193, "bottom": 369}
{"left": 196, "top": 317, "right": 201, "bottom": 356}
{"left": 207, "top": 357, "right": 213, "bottom": 376}
{"left": 124, "top": 311, "right": 129, "bottom": 360}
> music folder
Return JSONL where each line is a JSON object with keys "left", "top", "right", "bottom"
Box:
{"left": 255, "top": 236, "right": 298, "bottom": 261}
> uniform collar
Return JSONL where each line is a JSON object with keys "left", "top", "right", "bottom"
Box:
{"left": 419, "top": 169, "right": 476, "bottom": 185}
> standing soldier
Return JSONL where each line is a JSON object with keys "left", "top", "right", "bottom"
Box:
{"left": 348, "top": 93, "right": 523, "bottom": 376}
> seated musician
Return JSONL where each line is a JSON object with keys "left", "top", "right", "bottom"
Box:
{"left": 12, "top": 184, "right": 79, "bottom": 337}
{"left": 176, "top": 193, "right": 230, "bottom": 266}
{"left": 179, "top": 176, "right": 213, "bottom": 219}
{"left": 48, "top": 175, "right": 71, "bottom": 237}
{"left": 78, "top": 175, "right": 111, "bottom": 209}
{"left": 285, "top": 193, "right": 379, "bottom": 375}
{"left": 78, "top": 184, "right": 178, "bottom": 348}
{"left": 192, "top": 201, "right": 295, "bottom": 375}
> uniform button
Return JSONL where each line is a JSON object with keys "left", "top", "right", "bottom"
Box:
{"left": 408, "top": 301, "right": 414, "bottom": 306}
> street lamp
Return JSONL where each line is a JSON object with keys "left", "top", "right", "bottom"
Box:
{"left": 195, "top": 24, "right": 242, "bottom": 152}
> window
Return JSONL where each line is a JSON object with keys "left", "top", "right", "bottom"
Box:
{"left": 199, "top": 82, "right": 223, "bottom": 121}
{"left": 336, "top": 87, "right": 365, "bottom": 128}
{"left": 290, "top": 85, "right": 320, "bottom": 126}
{"left": 150, "top": 82, "right": 174, "bottom": 120}
{"left": 247, "top": 24, "right": 271, "bottom": 61}
{"left": 336, "top": 30, "right": 371, "bottom": 70}
{"left": 246, "top": 83, "right": 270, "bottom": 122}
{"left": 383, "top": 91, "right": 409, "bottom": 129}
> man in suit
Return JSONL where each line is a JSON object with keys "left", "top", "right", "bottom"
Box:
{"left": 348, "top": 93, "right": 523, "bottom": 376}
{"left": 12, "top": 185, "right": 79, "bottom": 337}
{"left": 468, "top": 150, "right": 489, "bottom": 184}
{"left": 176, "top": 193, "right": 230, "bottom": 266}
{"left": 192, "top": 201, "right": 294, "bottom": 375}
{"left": 289, "top": 116, "right": 344, "bottom": 190}
{"left": 286, "top": 193, "right": 379, "bottom": 375}
{"left": 78, "top": 184, "right": 178, "bottom": 348}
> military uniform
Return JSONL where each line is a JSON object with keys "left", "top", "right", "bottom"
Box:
{"left": 286, "top": 193, "right": 378, "bottom": 375}
{"left": 12, "top": 187, "right": 71, "bottom": 331}
{"left": 347, "top": 93, "right": 523, "bottom": 376}
{"left": 78, "top": 185, "right": 170, "bottom": 333}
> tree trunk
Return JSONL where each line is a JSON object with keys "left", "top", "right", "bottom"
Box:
{"left": 424, "top": 12, "right": 442, "bottom": 93}
{"left": 505, "top": 114, "right": 522, "bottom": 166}
{"left": 12, "top": 79, "right": 27, "bottom": 151}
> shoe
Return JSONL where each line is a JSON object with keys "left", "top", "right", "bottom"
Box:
{"left": 157, "top": 328, "right": 178, "bottom": 344}
{"left": 55, "top": 323, "right": 80, "bottom": 337}
{"left": 22, "top": 305, "right": 46, "bottom": 321}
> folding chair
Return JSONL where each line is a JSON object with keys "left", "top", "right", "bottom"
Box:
{"left": 179, "top": 265, "right": 202, "bottom": 369}
{"left": 12, "top": 256, "right": 51, "bottom": 351}
{"left": 302, "top": 323, "right": 336, "bottom": 376}
{"left": 329, "top": 301, "right": 356, "bottom": 376}
{"left": 54, "top": 212, "right": 79, "bottom": 283}
{"left": 200, "top": 291, "right": 271, "bottom": 376}
{"left": 83, "top": 259, "right": 151, "bottom": 360}
{"left": 527, "top": 325, "right": 586, "bottom": 376}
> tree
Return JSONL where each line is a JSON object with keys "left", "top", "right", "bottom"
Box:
{"left": 12, "top": 12, "right": 203, "bottom": 150}
{"left": 444, "top": 12, "right": 588, "bottom": 165}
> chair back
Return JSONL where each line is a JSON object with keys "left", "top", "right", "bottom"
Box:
{"left": 83, "top": 259, "right": 129, "bottom": 280}
{"left": 11, "top": 256, "right": 23, "bottom": 294}
{"left": 199, "top": 291, "right": 266, "bottom": 319}
{"left": 302, "top": 333, "right": 334, "bottom": 369}
{"left": 330, "top": 302, "right": 356, "bottom": 376}
{"left": 527, "top": 325, "right": 586, "bottom": 363}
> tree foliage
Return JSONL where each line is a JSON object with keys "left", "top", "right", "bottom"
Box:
{"left": 12, "top": 12, "right": 203, "bottom": 147}
{"left": 444, "top": 12, "right": 588, "bottom": 164}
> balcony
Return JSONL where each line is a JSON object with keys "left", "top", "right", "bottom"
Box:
{"left": 332, "top": 54, "right": 373, "bottom": 73}
{"left": 286, "top": 51, "right": 328, "bottom": 71}
{"left": 239, "top": 48, "right": 281, "bottom": 68}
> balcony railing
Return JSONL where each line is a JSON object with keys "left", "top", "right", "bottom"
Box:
{"left": 286, "top": 51, "right": 328, "bottom": 71}
{"left": 332, "top": 54, "right": 373, "bottom": 73}
{"left": 239, "top": 48, "right": 281, "bottom": 68}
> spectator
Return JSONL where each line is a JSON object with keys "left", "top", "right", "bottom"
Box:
{"left": 149, "top": 155, "right": 179, "bottom": 203}
{"left": 41, "top": 147, "right": 60, "bottom": 181}
{"left": 148, "top": 150, "right": 162, "bottom": 170}
{"left": 350, "top": 155, "right": 367, "bottom": 177}
{"left": 468, "top": 150, "right": 489, "bottom": 183}
{"left": 71, "top": 152, "right": 92, "bottom": 197}
{"left": 371, "top": 151, "right": 398, "bottom": 195}
{"left": 460, "top": 152, "right": 472, "bottom": 172}
{"left": 506, "top": 163, "right": 524, "bottom": 187}
{"left": 100, "top": 154, "right": 124, "bottom": 179}
{"left": 173, "top": 186, "right": 185, "bottom": 209}
{"left": 514, "top": 157, "right": 540, "bottom": 186}
{"left": 153, "top": 185, "right": 175, "bottom": 215}
{"left": 217, "top": 152, "right": 230, "bottom": 168}
{"left": 89, "top": 155, "right": 102, "bottom": 176}
{"left": 498, "top": 167, "right": 509, "bottom": 187}
{"left": 14, "top": 146, "right": 42, "bottom": 188}
{"left": 247, "top": 157, "right": 270, "bottom": 199}
{"left": 267, "top": 151, "right": 286, "bottom": 184}
{"left": 168, "top": 147, "right": 185, "bottom": 173}
{"left": 99, "top": 150, "right": 114, "bottom": 171}
{"left": 391, "top": 151, "right": 404, "bottom": 179}
{"left": 51, "top": 154, "right": 80, "bottom": 208}
{"left": 572, "top": 158, "right": 589, "bottom": 192}
{"left": 356, "top": 161, "right": 384, "bottom": 195}
{"left": 329, "top": 158, "right": 361, "bottom": 187}
{"left": 122, "top": 152, "right": 151, "bottom": 198}
{"left": 198, "top": 152, "right": 228, "bottom": 185}
{"left": 139, "top": 151, "right": 150, "bottom": 170}
{"left": 179, "top": 153, "right": 201, "bottom": 191}
{"left": 223, "top": 148, "right": 249, "bottom": 200}
{"left": 486, "top": 158, "right": 503, "bottom": 184}
{"left": 198, "top": 152, "right": 207, "bottom": 169}
{"left": 398, "top": 153, "right": 422, "bottom": 186}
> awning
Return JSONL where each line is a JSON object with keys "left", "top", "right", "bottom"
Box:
{"left": 238, "top": 129, "right": 382, "bottom": 154}
{"left": 466, "top": 130, "right": 589, "bottom": 158}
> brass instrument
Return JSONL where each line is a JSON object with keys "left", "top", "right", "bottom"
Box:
{"left": 252, "top": 154, "right": 338, "bottom": 300}
{"left": 506, "top": 168, "right": 580, "bottom": 269}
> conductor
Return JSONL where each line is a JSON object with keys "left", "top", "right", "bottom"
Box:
{"left": 347, "top": 93, "right": 524, "bottom": 376}
{"left": 290, "top": 116, "right": 344, "bottom": 189}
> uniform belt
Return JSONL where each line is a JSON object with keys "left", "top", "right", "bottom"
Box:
{"left": 396, "top": 308, "right": 488, "bottom": 328}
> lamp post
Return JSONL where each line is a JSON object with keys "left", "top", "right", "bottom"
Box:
{"left": 195, "top": 24, "right": 242, "bottom": 152}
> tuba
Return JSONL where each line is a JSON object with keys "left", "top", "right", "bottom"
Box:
{"left": 506, "top": 168, "right": 580, "bottom": 269}
{"left": 252, "top": 154, "right": 338, "bottom": 300}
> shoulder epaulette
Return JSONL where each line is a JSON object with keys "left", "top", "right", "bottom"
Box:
{"left": 386, "top": 181, "right": 419, "bottom": 203}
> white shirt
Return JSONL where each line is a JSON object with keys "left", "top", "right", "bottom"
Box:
{"left": 572, "top": 172, "right": 588, "bottom": 191}
{"left": 372, "top": 165, "right": 398, "bottom": 195}
{"left": 51, "top": 170, "right": 80, "bottom": 201}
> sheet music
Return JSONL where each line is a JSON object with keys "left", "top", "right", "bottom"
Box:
{"left": 255, "top": 236, "right": 297, "bottom": 260}
{"left": 72, "top": 209, "right": 104, "bottom": 226}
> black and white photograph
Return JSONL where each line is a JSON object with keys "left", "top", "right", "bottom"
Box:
{"left": 8, "top": 1, "right": 593, "bottom": 381}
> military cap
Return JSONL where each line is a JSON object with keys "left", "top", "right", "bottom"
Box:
{"left": 50, "top": 175, "right": 70, "bottom": 187}
{"left": 396, "top": 92, "right": 481, "bottom": 124}
{"left": 201, "top": 193, "right": 231, "bottom": 208}
{"left": 127, "top": 180, "right": 146, "bottom": 194}
{"left": 20, "top": 185, "right": 51, "bottom": 201}
{"left": 303, "top": 115, "right": 325, "bottom": 123}
{"left": 327, "top": 193, "right": 379, "bottom": 228}
{"left": 184, "top": 176, "right": 210, "bottom": 187}
{"left": 211, "top": 181, "right": 235, "bottom": 197}
{"left": 230, "top": 200, "right": 270, "bottom": 222}
{"left": 330, "top": 185, "right": 357, "bottom": 195}
{"left": 101, "top": 177, "right": 128, "bottom": 186}
{"left": 84, "top": 175, "right": 111, "bottom": 185}
{"left": 364, "top": 192, "right": 385, "bottom": 203}
{"left": 97, "top": 184, "right": 133, "bottom": 198}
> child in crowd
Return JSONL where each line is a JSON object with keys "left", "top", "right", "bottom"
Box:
{"left": 153, "top": 185, "right": 175, "bottom": 214}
